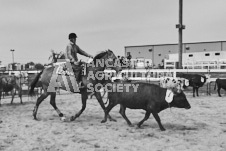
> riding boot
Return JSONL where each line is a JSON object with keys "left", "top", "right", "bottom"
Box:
{"left": 78, "top": 81, "right": 85, "bottom": 89}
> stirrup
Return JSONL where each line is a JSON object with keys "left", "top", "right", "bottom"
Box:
{"left": 78, "top": 81, "right": 85, "bottom": 89}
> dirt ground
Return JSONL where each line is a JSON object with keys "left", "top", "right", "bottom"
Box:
{"left": 0, "top": 91, "right": 226, "bottom": 151}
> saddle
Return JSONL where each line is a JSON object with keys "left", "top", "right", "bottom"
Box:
{"left": 70, "top": 61, "right": 86, "bottom": 82}
{"left": 55, "top": 61, "right": 86, "bottom": 86}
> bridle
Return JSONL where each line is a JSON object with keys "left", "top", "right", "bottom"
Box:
{"left": 103, "top": 50, "right": 116, "bottom": 69}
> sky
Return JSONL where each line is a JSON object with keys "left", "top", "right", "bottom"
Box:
{"left": 1, "top": 0, "right": 226, "bottom": 65}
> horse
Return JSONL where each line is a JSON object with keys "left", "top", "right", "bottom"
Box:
{"left": 48, "top": 50, "right": 65, "bottom": 64}
{"left": 0, "top": 72, "right": 28, "bottom": 106}
{"left": 28, "top": 77, "right": 43, "bottom": 97}
{"left": 29, "top": 49, "right": 121, "bottom": 121}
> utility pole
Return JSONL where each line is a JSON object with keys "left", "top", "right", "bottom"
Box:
{"left": 10, "top": 49, "right": 15, "bottom": 70}
{"left": 176, "top": 0, "right": 185, "bottom": 69}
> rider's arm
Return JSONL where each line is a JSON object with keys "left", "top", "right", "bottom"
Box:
{"left": 65, "top": 45, "right": 75, "bottom": 62}
{"left": 77, "top": 45, "right": 93, "bottom": 58}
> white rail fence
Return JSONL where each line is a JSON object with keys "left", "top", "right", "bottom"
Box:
{"left": 165, "top": 60, "right": 226, "bottom": 69}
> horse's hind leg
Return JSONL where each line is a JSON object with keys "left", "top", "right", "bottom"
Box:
{"left": 33, "top": 92, "right": 49, "bottom": 120}
{"left": 49, "top": 92, "right": 66, "bottom": 121}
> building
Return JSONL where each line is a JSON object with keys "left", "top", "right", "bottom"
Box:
{"left": 0, "top": 61, "right": 6, "bottom": 71}
{"left": 125, "top": 41, "right": 226, "bottom": 68}
{"left": 165, "top": 51, "right": 226, "bottom": 69}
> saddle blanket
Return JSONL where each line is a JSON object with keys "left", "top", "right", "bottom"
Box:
{"left": 55, "top": 63, "right": 74, "bottom": 76}
{"left": 47, "top": 63, "right": 80, "bottom": 92}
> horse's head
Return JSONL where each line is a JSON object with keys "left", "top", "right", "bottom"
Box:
{"left": 49, "top": 51, "right": 65, "bottom": 63}
{"left": 92, "top": 49, "right": 122, "bottom": 74}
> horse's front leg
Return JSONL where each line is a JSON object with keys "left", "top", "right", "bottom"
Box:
{"left": 95, "top": 92, "right": 116, "bottom": 122}
{"left": 71, "top": 92, "right": 88, "bottom": 121}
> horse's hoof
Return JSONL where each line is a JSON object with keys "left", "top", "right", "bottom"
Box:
{"left": 33, "top": 117, "right": 39, "bottom": 121}
{"left": 60, "top": 117, "right": 67, "bottom": 122}
{"left": 70, "top": 116, "right": 75, "bottom": 121}
{"left": 160, "top": 128, "right": 166, "bottom": 131}
{"left": 101, "top": 120, "right": 107, "bottom": 123}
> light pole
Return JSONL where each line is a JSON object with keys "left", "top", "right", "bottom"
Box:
{"left": 10, "top": 49, "right": 15, "bottom": 70}
{"left": 176, "top": 0, "right": 185, "bottom": 69}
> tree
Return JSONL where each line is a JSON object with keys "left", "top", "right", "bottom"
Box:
{"left": 35, "top": 63, "right": 44, "bottom": 70}
{"left": 25, "top": 61, "right": 35, "bottom": 70}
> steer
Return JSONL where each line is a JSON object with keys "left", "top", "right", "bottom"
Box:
{"left": 214, "top": 78, "right": 226, "bottom": 97}
{"left": 177, "top": 73, "right": 207, "bottom": 97}
{"left": 101, "top": 82, "right": 191, "bottom": 131}
{"left": 159, "top": 77, "right": 189, "bottom": 91}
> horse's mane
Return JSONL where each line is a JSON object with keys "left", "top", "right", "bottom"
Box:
{"left": 93, "top": 50, "right": 107, "bottom": 61}
{"left": 93, "top": 49, "right": 113, "bottom": 61}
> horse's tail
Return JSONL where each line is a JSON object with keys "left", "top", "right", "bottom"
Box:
{"left": 29, "top": 70, "right": 43, "bottom": 96}
{"left": 214, "top": 78, "right": 218, "bottom": 90}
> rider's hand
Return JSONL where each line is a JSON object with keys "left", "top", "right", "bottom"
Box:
{"left": 73, "top": 61, "right": 80, "bottom": 65}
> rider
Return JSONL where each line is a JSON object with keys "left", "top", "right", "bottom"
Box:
{"left": 65, "top": 33, "right": 93, "bottom": 88}
{"left": 65, "top": 33, "right": 93, "bottom": 63}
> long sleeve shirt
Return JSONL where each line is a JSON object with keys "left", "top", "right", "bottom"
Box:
{"left": 65, "top": 42, "right": 91, "bottom": 62}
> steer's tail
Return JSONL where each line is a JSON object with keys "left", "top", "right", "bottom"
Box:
{"left": 214, "top": 79, "right": 218, "bottom": 90}
{"left": 29, "top": 70, "right": 43, "bottom": 96}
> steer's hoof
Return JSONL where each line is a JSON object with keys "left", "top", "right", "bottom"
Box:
{"left": 33, "top": 117, "right": 40, "bottom": 121}
{"left": 128, "top": 124, "right": 134, "bottom": 127}
{"left": 109, "top": 118, "right": 117, "bottom": 122}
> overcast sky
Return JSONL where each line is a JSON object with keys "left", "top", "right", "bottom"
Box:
{"left": 1, "top": 0, "right": 226, "bottom": 65}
